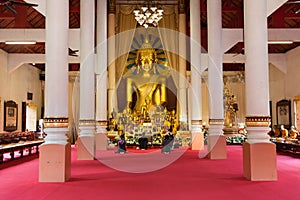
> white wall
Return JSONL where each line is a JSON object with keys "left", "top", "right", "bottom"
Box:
{"left": 286, "top": 47, "right": 300, "bottom": 98}
{"left": 285, "top": 46, "right": 300, "bottom": 126}
{"left": 269, "top": 63, "right": 286, "bottom": 125}
{"left": 0, "top": 50, "right": 43, "bottom": 132}
{"left": 268, "top": 46, "right": 300, "bottom": 127}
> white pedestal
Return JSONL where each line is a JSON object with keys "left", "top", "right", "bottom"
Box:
{"left": 77, "top": 136, "right": 95, "bottom": 160}
{"left": 39, "top": 143, "right": 71, "bottom": 182}
{"left": 191, "top": 132, "right": 204, "bottom": 150}
{"left": 243, "top": 142, "right": 277, "bottom": 181}
{"left": 95, "top": 133, "right": 108, "bottom": 150}
{"left": 207, "top": 135, "right": 227, "bottom": 159}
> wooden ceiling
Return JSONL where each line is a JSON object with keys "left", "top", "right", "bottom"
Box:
{"left": 0, "top": 0, "right": 299, "bottom": 71}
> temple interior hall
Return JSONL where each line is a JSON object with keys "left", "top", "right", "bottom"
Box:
{"left": 1, "top": 0, "right": 300, "bottom": 199}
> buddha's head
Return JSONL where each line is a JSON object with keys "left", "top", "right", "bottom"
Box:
{"left": 136, "top": 40, "right": 157, "bottom": 74}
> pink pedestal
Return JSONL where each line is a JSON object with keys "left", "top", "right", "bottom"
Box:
{"left": 39, "top": 143, "right": 71, "bottom": 182}
{"left": 191, "top": 132, "right": 204, "bottom": 150}
{"left": 243, "top": 142, "right": 277, "bottom": 181}
{"left": 77, "top": 136, "right": 95, "bottom": 160}
{"left": 208, "top": 135, "right": 227, "bottom": 159}
{"left": 95, "top": 133, "right": 108, "bottom": 150}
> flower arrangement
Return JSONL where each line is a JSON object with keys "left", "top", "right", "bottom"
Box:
{"left": 226, "top": 135, "right": 246, "bottom": 144}
{"left": 152, "top": 134, "right": 162, "bottom": 146}
{"left": 126, "top": 137, "right": 138, "bottom": 146}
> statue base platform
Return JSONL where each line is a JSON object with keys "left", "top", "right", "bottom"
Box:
{"left": 223, "top": 127, "right": 238, "bottom": 134}
{"left": 223, "top": 127, "right": 246, "bottom": 144}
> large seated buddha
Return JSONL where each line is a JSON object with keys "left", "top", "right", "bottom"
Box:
{"left": 124, "top": 39, "right": 170, "bottom": 119}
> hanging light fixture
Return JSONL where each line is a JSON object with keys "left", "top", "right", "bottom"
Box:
{"left": 133, "top": 0, "right": 164, "bottom": 28}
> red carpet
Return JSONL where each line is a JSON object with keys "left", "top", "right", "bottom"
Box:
{"left": 0, "top": 145, "right": 300, "bottom": 200}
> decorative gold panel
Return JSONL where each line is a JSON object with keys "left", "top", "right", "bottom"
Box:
{"left": 191, "top": 120, "right": 202, "bottom": 125}
{"left": 79, "top": 120, "right": 96, "bottom": 127}
{"left": 245, "top": 116, "right": 271, "bottom": 127}
{"left": 209, "top": 119, "right": 224, "bottom": 125}
{"left": 44, "top": 117, "right": 68, "bottom": 128}
{"left": 97, "top": 120, "right": 108, "bottom": 126}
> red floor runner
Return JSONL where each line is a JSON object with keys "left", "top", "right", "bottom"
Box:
{"left": 0, "top": 145, "right": 300, "bottom": 200}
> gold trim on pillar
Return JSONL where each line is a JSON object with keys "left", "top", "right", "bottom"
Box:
{"left": 96, "top": 120, "right": 108, "bottom": 127}
{"left": 191, "top": 120, "right": 202, "bottom": 125}
{"left": 79, "top": 120, "right": 96, "bottom": 127}
{"left": 245, "top": 116, "right": 271, "bottom": 127}
{"left": 69, "top": 71, "right": 80, "bottom": 82}
{"left": 179, "top": 0, "right": 186, "bottom": 14}
{"left": 209, "top": 119, "right": 224, "bottom": 125}
{"left": 44, "top": 117, "right": 69, "bottom": 128}
{"left": 109, "top": 0, "right": 116, "bottom": 14}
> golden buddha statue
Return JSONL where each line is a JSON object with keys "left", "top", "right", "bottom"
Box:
{"left": 223, "top": 84, "right": 238, "bottom": 128}
{"left": 124, "top": 39, "right": 170, "bottom": 116}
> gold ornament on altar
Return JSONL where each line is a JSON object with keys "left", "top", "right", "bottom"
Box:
{"left": 223, "top": 83, "right": 238, "bottom": 128}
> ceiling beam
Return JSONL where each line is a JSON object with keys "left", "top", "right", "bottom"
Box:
{"left": 0, "top": 29, "right": 80, "bottom": 50}
{"left": 1, "top": 28, "right": 300, "bottom": 55}
{"left": 7, "top": 53, "right": 79, "bottom": 73}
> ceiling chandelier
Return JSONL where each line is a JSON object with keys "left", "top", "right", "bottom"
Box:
{"left": 133, "top": 0, "right": 164, "bottom": 28}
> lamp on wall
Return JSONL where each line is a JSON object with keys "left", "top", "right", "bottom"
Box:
{"left": 5, "top": 41, "right": 36, "bottom": 45}
{"left": 133, "top": 0, "right": 163, "bottom": 28}
{"left": 267, "top": 40, "right": 293, "bottom": 44}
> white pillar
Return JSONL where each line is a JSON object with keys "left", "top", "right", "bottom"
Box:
{"left": 207, "top": 0, "right": 226, "bottom": 159}
{"left": 95, "top": 0, "right": 108, "bottom": 150}
{"left": 78, "top": 0, "right": 96, "bottom": 160}
{"left": 190, "top": 0, "right": 203, "bottom": 150}
{"left": 178, "top": 3, "right": 188, "bottom": 125}
{"left": 108, "top": 0, "right": 116, "bottom": 116}
{"left": 39, "top": 0, "right": 70, "bottom": 182}
{"left": 244, "top": 0, "right": 270, "bottom": 143}
{"left": 243, "top": 0, "right": 277, "bottom": 181}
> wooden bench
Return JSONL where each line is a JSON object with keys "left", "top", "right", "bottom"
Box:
{"left": 0, "top": 140, "right": 44, "bottom": 163}
{"left": 273, "top": 141, "right": 300, "bottom": 155}
{"left": 0, "top": 131, "right": 35, "bottom": 145}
